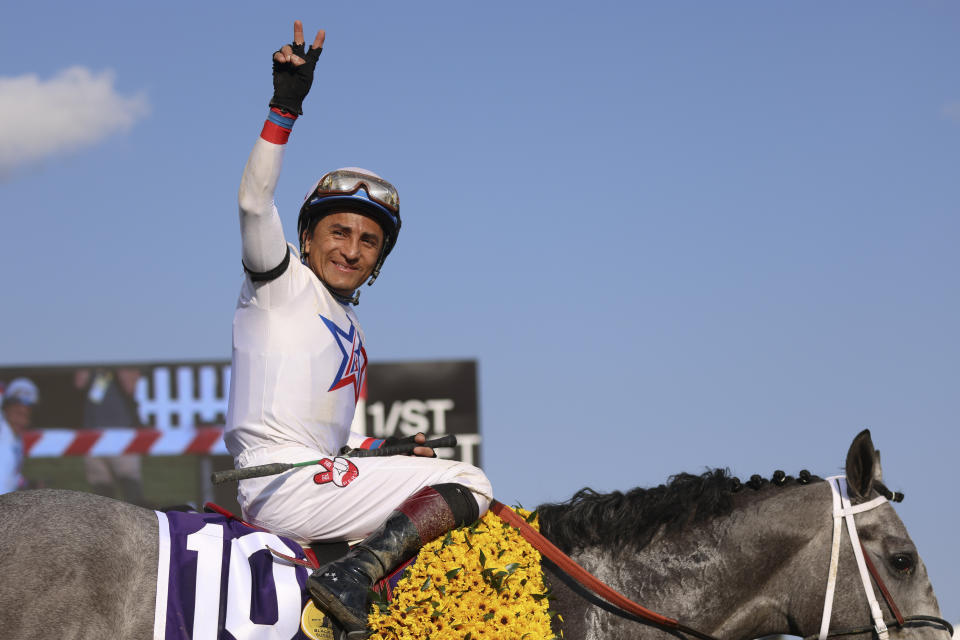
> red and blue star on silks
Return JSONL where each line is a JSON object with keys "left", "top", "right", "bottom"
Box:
{"left": 320, "top": 314, "right": 367, "bottom": 402}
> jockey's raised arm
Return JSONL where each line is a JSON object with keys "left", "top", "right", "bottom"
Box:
{"left": 237, "top": 21, "right": 324, "bottom": 283}
{"left": 237, "top": 137, "right": 287, "bottom": 278}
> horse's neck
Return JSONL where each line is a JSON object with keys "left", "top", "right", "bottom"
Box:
{"left": 553, "top": 483, "right": 831, "bottom": 640}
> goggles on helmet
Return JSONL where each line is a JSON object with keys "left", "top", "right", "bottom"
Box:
{"left": 309, "top": 169, "right": 399, "bottom": 215}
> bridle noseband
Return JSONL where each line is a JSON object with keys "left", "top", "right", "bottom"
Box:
{"left": 807, "top": 476, "right": 953, "bottom": 640}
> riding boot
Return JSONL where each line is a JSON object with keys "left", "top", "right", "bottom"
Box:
{"left": 307, "top": 483, "right": 479, "bottom": 638}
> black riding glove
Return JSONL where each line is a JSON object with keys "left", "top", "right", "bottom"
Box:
{"left": 383, "top": 435, "right": 419, "bottom": 447}
{"left": 384, "top": 434, "right": 438, "bottom": 458}
{"left": 270, "top": 41, "right": 322, "bottom": 115}
{"left": 338, "top": 434, "right": 437, "bottom": 457}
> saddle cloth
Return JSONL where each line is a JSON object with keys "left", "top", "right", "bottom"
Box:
{"left": 155, "top": 510, "right": 320, "bottom": 640}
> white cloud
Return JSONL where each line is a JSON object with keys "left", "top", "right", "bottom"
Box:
{"left": 942, "top": 101, "right": 960, "bottom": 123}
{"left": 0, "top": 67, "right": 149, "bottom": 177}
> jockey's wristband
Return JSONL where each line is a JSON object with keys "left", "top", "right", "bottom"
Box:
{"left": 351, "top": 435, "right": 417, "bottom": 451}
{"left": 260, "top": 107, "right": 297, "bottom": 145}
{"left": 356, "top": 437, "right": 386, "bottom": 450}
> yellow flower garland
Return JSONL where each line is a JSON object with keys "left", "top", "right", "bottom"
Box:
{"left": 368, "top": 509, "right": 558, "bottom": 640}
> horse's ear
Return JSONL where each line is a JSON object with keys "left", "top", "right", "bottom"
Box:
{"left": 845, "top": 429, "right": 877, "bottom": 499}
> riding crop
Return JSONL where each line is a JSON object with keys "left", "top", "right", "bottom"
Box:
{"left": 210, "top": 435, "right": 458, "bottom": 485}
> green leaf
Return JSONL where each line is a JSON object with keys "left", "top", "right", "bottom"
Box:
{"left": 479, "top": 550, "right": 487, "bottom": 567}
{"left": 524, "top": 510, "right": 538, "bottom": 523}
{"left": 483, "top": 611, "right": 496, "bottom": 621}
{"left": 420, "top": 576, "right": 432, "bottom": 591}
{"left": 504, "top": 562, "right": 521, "bottom": 574}
{"left": 441, "top": 531, "right": 453, "bottom": 547}
{"left": 465, "top": 633, "right": 472, "bottom": 640}
{"left": 444, "top": 567, "right": 463, "bottom": 580}
{"left": 368, "top": 587, "right": 389, "bottom": 612}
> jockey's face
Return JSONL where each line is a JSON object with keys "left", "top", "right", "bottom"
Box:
{"left": 303, "top": 212, "right": 384, "bottom": 296}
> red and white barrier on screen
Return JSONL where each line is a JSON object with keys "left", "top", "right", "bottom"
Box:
{"left": 22, "top": 428, "right": 228, "bottom": 457}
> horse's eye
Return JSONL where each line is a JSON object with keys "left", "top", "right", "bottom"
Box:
{"left": 890, "top": 553, "right": 914, "bottom": 574}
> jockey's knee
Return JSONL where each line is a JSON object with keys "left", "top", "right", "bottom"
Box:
{"left": 429, "top": 483, "right": 481, "bottom": 527}
{"left": 439, "top": 464, "right": 492, "bottom": 515}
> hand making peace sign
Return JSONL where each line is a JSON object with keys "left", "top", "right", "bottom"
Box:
{"left": 270, "top": 20, "right": 325, "bottom": 116}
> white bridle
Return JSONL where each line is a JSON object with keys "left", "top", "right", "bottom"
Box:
{"left": 818, "top": 476, "right": 892, "bottom": 640}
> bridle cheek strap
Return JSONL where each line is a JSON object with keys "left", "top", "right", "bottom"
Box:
{"left": 859, "top": 541, "right": 905, "bottom": 627}
{"left": 818, "top": 476, "right": 890, "bottom": 640}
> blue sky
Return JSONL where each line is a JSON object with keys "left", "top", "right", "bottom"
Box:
{"left": 1, "top": 1, "right": 957, "bottom": 623}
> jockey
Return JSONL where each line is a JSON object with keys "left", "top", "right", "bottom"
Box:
{"left": 225, "top": 20, "right": 493, "bottom": 637}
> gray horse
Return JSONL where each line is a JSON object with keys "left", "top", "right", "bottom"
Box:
{"left": 0, "top": 430, "right": 949, "bottom": 640}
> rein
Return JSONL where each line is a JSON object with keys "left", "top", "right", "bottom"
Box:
{"left": 491, "top": 477, "right": 954, "bottom": 640}
{"left": 489, "top": 500, "right": 721, "bottom": 640}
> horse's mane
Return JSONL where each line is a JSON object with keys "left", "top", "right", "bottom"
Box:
{"left": 536, "top": 468, "right": 820, "bottom": 554}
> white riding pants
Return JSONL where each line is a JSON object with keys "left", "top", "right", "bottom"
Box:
{"left": 235, "top": 444, "right": 492, "bottom": 544}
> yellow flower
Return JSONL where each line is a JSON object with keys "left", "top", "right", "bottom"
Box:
{"left": 367, "top": 509, "right": 555, "bottom": 640}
